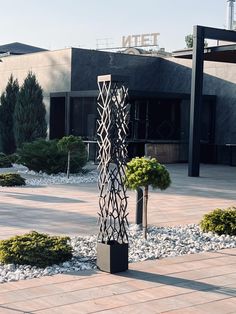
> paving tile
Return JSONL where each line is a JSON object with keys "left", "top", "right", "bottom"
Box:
{"left": 0, "top": 307, "right": 24, "bottom": 314}
{"left": 0, "top": 164, "right": 236, "bottom": 313}
{"left": 164, "top": 297, "right": 236, "bottom": 314}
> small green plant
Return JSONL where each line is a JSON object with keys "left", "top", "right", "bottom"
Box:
{"left": 7, "top": 153, "right": 21, "bottom": 164}
{"left": 57, "top": 135, "right": 87, "bottom": 178}
{"left": 0, "top": 173, "right": 25, "bottom": 186}
{"left": 0, "top": 152, "right": 12, "bottom": 168}
{"left": 0, "top": 231, "right": 73, "bottom": 268}
{"left": 126, "top": 157, "right": 171, "bottom": 239}
{"left": 200, "top": 207, "right": 236, "bottom": 236}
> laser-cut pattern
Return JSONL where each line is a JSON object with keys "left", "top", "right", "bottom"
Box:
{"left": 97, "top": 75, "right": 129, "bottom": 244}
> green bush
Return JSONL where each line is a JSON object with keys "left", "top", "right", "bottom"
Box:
{"left": 17, "top": 138, "right": 87, "bottom": 174}
{"left": 57, "top": 135, "right": 87, "bottom": 178}
{"left": 0, "top": 173, "right": 25, "bottom": 186}
{"left": 125, "top": 157, "right": 171, "bottom": 190}
{"left": 0, "top": 152, "right": 12, "bottom": 168}
{"left": 200, "top": 207, "right": 236, "bottom": 236}
{"left": 0, "top": 231, "right": 73, "bottom": 268}
{"left": 125, "top": 157, "right": 171, "bottom": 239}
{"left": 7, "top": 153, "right": 21, "bottom": 164}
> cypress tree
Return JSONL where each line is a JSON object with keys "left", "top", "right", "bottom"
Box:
{"left": 14, "top": 72, "right": 47, "bottom": 147}
{"left": 0, "top": 75, "right": 19, "bottom": 154}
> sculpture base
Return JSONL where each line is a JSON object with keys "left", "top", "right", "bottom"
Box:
{"left": 97, "top": 241, "right": 128, "bottom": 274}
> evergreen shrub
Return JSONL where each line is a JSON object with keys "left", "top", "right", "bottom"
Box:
{"left": 18, "top": 138, "right": 87, "bottom": 174}
{"left": 125, "top": 157, "right": 171, "bottom": 239}
{"left": 7, "top": 153, "right": 21, "bottom": 164}
{"left": 200, "top": 207, "right": 236, "bottom": 236}
{"left": 125, "top": 157, "right": 171, "bottom": 190}
{"left": 0, "top": 231, "right": 73, "bottom": 267}
{"left": 14, "top": 72, "right": 47, "bottom": 147}
{"left": 0, "top": 153, "right": 12, "bottom": 168}
{"left": 0, "top": 75, "right": 19, "bottom": 154}
{"left": 57, "top": 135, "right": 88, "bottom": 178}
{"left": 0, "top": 173, "right": 25, "bottom": 186}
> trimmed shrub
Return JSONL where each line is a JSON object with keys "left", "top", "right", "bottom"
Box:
{"left": 200, "top": 207, "right": 236, "bottom": 236}
{"left": 0, "top": 231, "right": 73, "bottom": 267}
{"left": 17, "top": 138, "right": 87, "bottom": 174}
{"left": 0, "top": 153, "right": 12, "bottom": 168}
{"left": 0, "top": 173, "right": 25, "bottom": 186}
{"left": 125, "top": 157, "right": 171, "bottom": 190}
{"left": 125, "top": 157, "right": 171, "bottom": 239}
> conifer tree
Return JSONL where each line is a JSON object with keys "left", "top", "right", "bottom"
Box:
{"left": 126, "top": 157, "right": 171, "bottom": 239}
{"left": 0, "top": 75, "right": 19, "bottom": 154}
{"left": 14, "top": 72, "right": 47, "bottom": 147}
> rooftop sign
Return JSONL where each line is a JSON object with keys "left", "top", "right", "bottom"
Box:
{"left": 122, "top": 33, "right": 160, "bottom": 48}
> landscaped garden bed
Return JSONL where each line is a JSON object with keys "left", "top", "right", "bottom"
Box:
{"left": 0, "top": 224, "right": 235, "bottom": 283}
{"left": 0, "top": 163, "right": 98, "bottom": 186}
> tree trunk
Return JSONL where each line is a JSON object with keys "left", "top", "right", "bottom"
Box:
{"left": 143, "top": 185, "right": 148, "bottom": 239}
{"left": 67, "top": 150, "right": 71, "bottom": 179}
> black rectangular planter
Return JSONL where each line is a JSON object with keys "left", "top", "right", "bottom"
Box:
{"left": 97, "top": 241, "right": 128, "bottom": 274}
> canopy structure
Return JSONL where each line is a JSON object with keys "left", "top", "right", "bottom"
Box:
{"left": 173, "top": 25, "right": 236, "bottom": 177}
{"left": 173, "top": 43, "right": 236, "bottom": 63}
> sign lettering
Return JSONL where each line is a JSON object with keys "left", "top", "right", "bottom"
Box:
{"left": 122, "top": 33, "right": 160, "bottom": 48}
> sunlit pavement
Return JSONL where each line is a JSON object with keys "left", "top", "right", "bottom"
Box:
{"left": 0, "top": 163, "right": 235, "bottom": 239}
{"left": 0, "top": 163, "right": 235, "bottom": 313}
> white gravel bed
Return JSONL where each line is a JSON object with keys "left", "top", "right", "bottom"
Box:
{"left": 0, "top": 224, "right": 235, "bottom": 283}
{"left": 2, "top": 164, "right": 98, "bottom": 186}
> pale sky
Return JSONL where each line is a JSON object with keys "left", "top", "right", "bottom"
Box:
{"left": 0, "top": 0, "right": 229, "bottom": 52}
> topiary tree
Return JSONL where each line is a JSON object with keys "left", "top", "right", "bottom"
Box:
{"left": 57, "top": 135, "right": 87, "bottom": 178}
{"left": 125, "top": 157, "right": 171, "bottom": 239}
{"left": 0, "top": 75, "right": 19, "bottom": 154}
{"left": 14, "top": 72, "right": 47, "bottom": 147}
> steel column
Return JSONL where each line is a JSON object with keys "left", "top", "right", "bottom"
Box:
{"left": 188, "top": 26, "right": 205, "bottom": 177}
{"left": 65, "top": 92, "right": 71, "bottom": 136}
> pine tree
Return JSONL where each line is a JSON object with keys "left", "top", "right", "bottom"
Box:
{"left": 0, "top": 75, "right": 19, "bottom": 154}
{"left": 14, "top": 72, "right": 47, "bottom": 147}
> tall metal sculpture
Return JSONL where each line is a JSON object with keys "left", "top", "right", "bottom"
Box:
{"left": 96, "top": 74, "right": 129, "bottom": 273}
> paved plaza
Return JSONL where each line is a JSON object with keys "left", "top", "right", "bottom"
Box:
{"left": 0, "top": 163, "right": 235, "bottom": 313}
{"left": 0, "top": 163, "right": 236, "bottom": 239}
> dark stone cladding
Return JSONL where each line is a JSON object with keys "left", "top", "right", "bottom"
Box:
{"left": 70, "top": 47, "right": 236, "bottom": 152}
{"left": 71, "top": 48, "right": 162, "bottom": 92}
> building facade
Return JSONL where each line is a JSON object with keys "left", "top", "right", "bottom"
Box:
{"left": 0, "top": 44, "right": 235, "bottom": 164}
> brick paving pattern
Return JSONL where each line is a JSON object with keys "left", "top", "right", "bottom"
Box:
{"left": 0, "top": 164, "right": 235, "bottom": 313}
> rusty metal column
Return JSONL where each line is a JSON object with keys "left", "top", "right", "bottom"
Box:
{"left": 188, "top": 26, "right": 205, "bottom": 177}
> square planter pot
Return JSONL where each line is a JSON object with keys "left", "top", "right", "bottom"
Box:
{"left": 97, "top": 241, "right": 128, "bottom": 274}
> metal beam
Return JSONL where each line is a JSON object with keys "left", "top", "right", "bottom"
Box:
{"left": 204, "top": 25, "right": 236, "bottom": 41}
